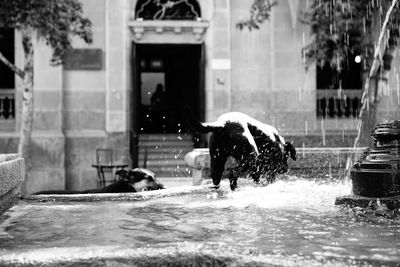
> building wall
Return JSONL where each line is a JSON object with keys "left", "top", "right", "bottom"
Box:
{"left": 230, "top": 0, "right": 314, "bottom": 132}
{"left": 378, "top": 50, "right": 400, "bottom": 121}
{"left": 63, "top": 0, "right": 131, "bottom": 191}
{"left": 0, "top": 0, "right": 367, "bottom": 193}
{"left": 228, "top": 0, "right": 357, "bottom": 147}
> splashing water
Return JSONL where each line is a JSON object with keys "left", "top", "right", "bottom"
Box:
{"left": 1, "top": 177, "right": 399, "bottom": 266}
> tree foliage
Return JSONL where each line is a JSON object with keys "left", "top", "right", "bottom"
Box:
{"left": 301, "top": 0, "right": 398, "bottom": 70}
{"left": 0, "top": 0, "right": 92, "bottom": 180}
{"left": 0, "top": 0, "right": 92, "bottom": 65}
{"left": 236, "top": 0, "right": 277, "bottom": 30}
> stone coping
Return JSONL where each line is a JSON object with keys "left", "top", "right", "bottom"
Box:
{"left": 0, "top": 241, "right": 358, "bottom": 267}
{"left": 21, "top": 185, "right": 212, "bottom": 203}
{"left": 0, "top": 154, "right": 25, "bottom": 214}
{"left": 0, "top": 153, "right": 18, "bottom": 163}
{"left": 185, "top": 147, "right": 366, "bottom": 169}
{"left": 335, "top": 195, "right": 400, "bottom": 210}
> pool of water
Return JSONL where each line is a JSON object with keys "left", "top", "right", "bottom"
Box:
{"left": 0, "top": 177, "right": 400, "bottom": 266}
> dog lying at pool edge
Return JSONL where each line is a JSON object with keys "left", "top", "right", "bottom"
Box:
{"left": 185, "top": 107, "right": 296, "bottom": 191}
{"left": 33, "top": 168, "right": 164, "bottom": 195}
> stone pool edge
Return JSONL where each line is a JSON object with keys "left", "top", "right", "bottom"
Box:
{"left": 0, "top": 241, "right": 392, "bottom": 267}
{"left": 0, "top": 154, "right": 25, "bottom": 214}
{"left": 335, "top": 194, "right": 400, "bottom": 210}
{"left": 185, "top": 147, "right": 367, "bottom": 185}
{"left": 21, "top": 185, "right": 214, "bottom": 202}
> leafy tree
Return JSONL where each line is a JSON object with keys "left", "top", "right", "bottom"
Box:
{"left": 301, "top": 0, "right": 397, "bottom": 69}
{"left": 239, "top": 0, "right": 400, "bottom": 147}
{"left": 236, "top": 0, "right": 276, "bottom": 30}
{"left": 0, "top": 0, "right": 92, "bottom": 164}
{"left": 301, "top": 0, "right": 399, "bottom": 146}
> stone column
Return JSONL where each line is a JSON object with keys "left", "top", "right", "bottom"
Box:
{"left": 25, "top": 39, "right": 65, "bottom": 194}
{"left": 208, "top": 0, "right": 231, "bottom": 119}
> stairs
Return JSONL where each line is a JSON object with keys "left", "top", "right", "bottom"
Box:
{"left": 138, "top": 134, "right": 194, "bottom": 177}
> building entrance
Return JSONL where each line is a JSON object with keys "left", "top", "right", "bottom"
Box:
{"left": 135, "top": 44, "right": 204, "bottom": 134}
{"left": 130, "top": 43, "right": 205, "bottom": 171}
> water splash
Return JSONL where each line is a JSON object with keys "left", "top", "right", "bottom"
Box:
{"left": 189, "top": 178, "right": 351, "bottom": 210}
{"left": 353, "top": 0, "right": 398, "bottom": 149}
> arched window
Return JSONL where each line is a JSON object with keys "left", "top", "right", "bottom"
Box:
{"left": 135, "top": 0, "right": 201, "bottom": 20}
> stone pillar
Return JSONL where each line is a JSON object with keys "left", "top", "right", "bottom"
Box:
{"left": 105, "top": 0, "right": 130, "bottom": 133}
{"left": 23, "top": 37, "right": 65, "bottom": 194}
{"left": 62, "top": 0, "right": 131, "bottom": 191}
{"left": 207, "top": 0, "right": 231, "bottom": 119}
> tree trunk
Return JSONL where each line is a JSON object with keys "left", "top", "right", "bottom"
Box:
{"left": 18, "top": 27, "right": 34, "bottom": 186}
{"left": 357, "top": 77, "right": 378, "bottom": 147}
{"left": 353, "top": 1, "right": 398, "bottom": 148}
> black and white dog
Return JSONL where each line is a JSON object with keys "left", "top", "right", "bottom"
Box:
{"left": 185, "top": 107, "right": 296, "bottom": 190}
{"left": 33, "top": 168, "right": 164, "bottom": 194}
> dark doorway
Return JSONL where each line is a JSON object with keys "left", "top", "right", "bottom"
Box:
{"left": 130, "top": 43, "right": 205, "bottom": 168}
{"left": 135, "top": 44, "right": 204, "bottom": 134}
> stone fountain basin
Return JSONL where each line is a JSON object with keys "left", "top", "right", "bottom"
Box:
{"left": 2, "top": 185, "right": 215, "bottom": 267}
{"left": 2, "top": 150, "right": 400, "bottom": 266}
{"left": 2, "top": 178, "right": 400, "bottom": 267}
{"left": 0, "top": 154, "right": 25, "bottom": 214}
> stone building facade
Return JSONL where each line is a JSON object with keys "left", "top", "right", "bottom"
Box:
{"left": 0, "top": 0, "right": 399, "bottom": 193}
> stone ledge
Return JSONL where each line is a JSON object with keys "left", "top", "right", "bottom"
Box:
{"left": 184, "top": 147, "right": 366, "bottom": 184}
{"left": 0, "top": 154, "right": 25, "bottom": 214}
{"left": 0, "top": 154, "right": 18, "bottom": 163}
{"left": 22, "top": 185, "right": 211, "bottom": 203}
{"left": 335, "top": 195, "right": 400, "bottom": 210}
{"left": 0, "top": 241, "right": 349, "bottom": 267}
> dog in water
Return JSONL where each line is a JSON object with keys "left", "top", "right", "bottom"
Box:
{"left": 33, "top": 168, "right": 164, "bottom": 194}
{"left": 185, "top": 107, "right": 296, "bottom": 190}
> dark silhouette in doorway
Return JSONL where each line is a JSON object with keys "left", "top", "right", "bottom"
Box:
{"left": 150, "top": 83, "right": 167, "bottom": 132}
{"left": 151, "top": 83, "right": 166, "bottom": 108}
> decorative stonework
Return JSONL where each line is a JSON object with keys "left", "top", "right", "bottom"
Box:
{"left": 129, "top": 20, "right": 209, "bottom": 43}
{"left": 135, "top": 0, "right": 201, "bottom": 20}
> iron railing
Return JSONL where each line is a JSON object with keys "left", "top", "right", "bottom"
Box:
{"left": 316, "top": 89, "right": 362, "bottom": 119}
{"left": 0, "top": 89, "right": 15, "bottom": 120}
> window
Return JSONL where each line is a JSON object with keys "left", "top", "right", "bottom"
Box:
{"left": 0, "top": 28, "right": 15, "bottom": 89}
{"left": 135, "top": 0, "right": 201, "bottom": 20}
{"left": 316, "top": 53, "right": 363, "bottom": 119}
{"left": 0, "top": 28, "right": 15, "bottom": 120}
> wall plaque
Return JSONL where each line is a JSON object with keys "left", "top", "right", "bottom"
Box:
{"left": 211, "top": 59, "right": 231, "bottom": 70}
{"left": 63, "top": 49, "right": 103, "bottom": 70}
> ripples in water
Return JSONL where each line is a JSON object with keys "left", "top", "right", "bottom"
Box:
{"left": 0, "top": 177, "right": 399, "bottom": 265}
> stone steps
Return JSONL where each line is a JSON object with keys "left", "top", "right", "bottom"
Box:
{"left": 138, "top": 134, "right": 194, "bottom": 177}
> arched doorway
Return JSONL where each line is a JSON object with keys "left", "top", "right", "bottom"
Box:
{"left": 129, "top": 0, "right": 208, "bottom": 176}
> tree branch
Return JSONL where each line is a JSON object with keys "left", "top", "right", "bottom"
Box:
{"left": 353, "top": 0, "right": 398, "bottom": 147}
{"left": 0, "top": 51, "right": 25, "bottom": 78}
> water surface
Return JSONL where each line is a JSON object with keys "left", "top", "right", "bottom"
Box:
{"left": 0, "top": 177, "right": 399, "bottom": 266}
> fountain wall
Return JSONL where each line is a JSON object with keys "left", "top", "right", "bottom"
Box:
{"left": 185, "top": 147, "right": 364, "bottom": 185}
{"left": 0, "top": 154, "right": 24, "bottom": 214}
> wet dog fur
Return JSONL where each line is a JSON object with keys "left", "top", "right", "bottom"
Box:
{"left": 33, "top": 168, "right": 164, "bottom": 195}
{"left": 185, "top": 107, "right": 296, "bottom": 190}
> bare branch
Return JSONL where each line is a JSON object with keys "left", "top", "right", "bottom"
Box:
{"left": 0, "top": 51, "right": 25, "bottom": 78}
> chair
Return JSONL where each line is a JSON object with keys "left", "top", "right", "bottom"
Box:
{"left": 93, "top": 148, "right": 128, "bottom": 189}
{"left": 96, "top": 148, "right": 113, "bottom": 166}
{"left": 94, "top": 148, "right": 114, "bottom": 188}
